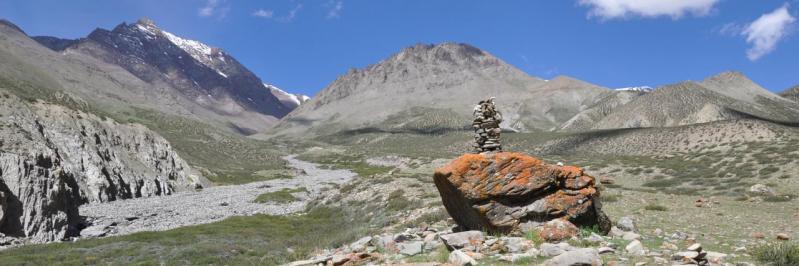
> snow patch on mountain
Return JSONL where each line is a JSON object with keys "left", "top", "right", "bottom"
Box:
{"left": 134, "top": 20, "right": 230, "bottom": 78}
{"left": 264, "top": 83, "right": 310, "bottom": 108}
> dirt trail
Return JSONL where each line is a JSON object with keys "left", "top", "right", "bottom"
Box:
{"left": 78, "top": 155, "right": 355, "bottom": 238}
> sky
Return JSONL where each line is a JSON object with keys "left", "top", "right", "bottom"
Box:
{"left": 1, "top": 0, "right": 798, "bottom": 96}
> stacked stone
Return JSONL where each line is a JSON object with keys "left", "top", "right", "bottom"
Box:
{"left": 472, "top": 99, "right": 502, "bottom": 153}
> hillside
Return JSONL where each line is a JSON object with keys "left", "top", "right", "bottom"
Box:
{"left": 0, "top": 19, "right": 292, "bottom": 185}
{"left": 780, "top": 85, "right": 799, "bottom": 103}
{"left": 270, "top": 43, "right": 621, "bottom": 137}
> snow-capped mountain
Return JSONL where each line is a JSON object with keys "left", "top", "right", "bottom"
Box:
{"left": 33, "top": 18, "right": 298, "bottom": 134}
{"left": 265, "top": 84, "right": 310, "bottom": 109}
{"left": 615, "top": 86, "right": 653, "bottom": 92}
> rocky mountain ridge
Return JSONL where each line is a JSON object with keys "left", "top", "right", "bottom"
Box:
{"left": 780, "top": 85, "right": 799, "bottom": 103}
{"left": 0, "top": 90, "right": 202, "bottom": 243}
{"left": 29, "top": 18, "right": 306, "bottom": 135}
{"left": 272, "top": 42, "right": 799, "bottom": 138}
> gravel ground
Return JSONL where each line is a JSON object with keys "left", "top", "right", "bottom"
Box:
{"left": 77, "top": 155, "right": 356, "bottom": 238}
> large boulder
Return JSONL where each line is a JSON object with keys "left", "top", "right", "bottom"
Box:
{"left": 433, "top": 152, "right": 610, "bottom": 234}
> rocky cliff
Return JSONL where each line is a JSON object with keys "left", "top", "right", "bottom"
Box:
{"left": 0, "top": 91, "right": 201, "bottom": 243}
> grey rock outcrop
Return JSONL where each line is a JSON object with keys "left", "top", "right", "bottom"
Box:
{"left": 0, "top": 92, "right": 200, "bottom": 242}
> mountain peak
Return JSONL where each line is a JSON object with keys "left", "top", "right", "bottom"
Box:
{"left": 0, "top": 19, "right": 25, "bottom": 34}
{"left": 136, "top": 17, "right": 157, "bottom": 27}
{"left": 705, "top": 71, "right": 751, "bottom": 83}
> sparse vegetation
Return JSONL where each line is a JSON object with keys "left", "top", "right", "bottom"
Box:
{"left": 254, "top": 187, "right": 308, "bottom": 203}
{"left": 0, "top": 207, "right": 371, "bottom": 265}
{"left": 754, "top": 243, "right": 799, "bottom": 266}
{"left": 644, "top": 204, "right": 668, "bottom": 211}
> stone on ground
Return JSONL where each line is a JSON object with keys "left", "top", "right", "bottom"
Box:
{"left": 439, "top": 231, "right": 484, "bottom": 251}
{"left": 539, "top": 219, "right": 579, "bottom": 242}
{"left": 398, "top": 241, "right": 423, "bottom": 256}
{"left": 616, "top": 216, "right": 637, "bottom": 232}
{"left": 543, "top": 248, "right": 602, "bottom": 266}
{"left": 449, "top": 250, "right": 478, "bottom": 266}
{"left": 625, "top": 240, "right": 646, "bottom": 256}
{"left": 432, "top": 152, "right": 611, "bottom": 234}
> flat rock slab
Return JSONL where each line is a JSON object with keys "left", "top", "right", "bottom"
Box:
{"left": 79, "top": 155, "right": 356, "bottom": 237}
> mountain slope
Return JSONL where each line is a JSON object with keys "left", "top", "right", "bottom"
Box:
{"left": 780, "top": 85, "right": 799, "bottom": 103}
{"left": 559, "top": 89, "right": 649, "bottom": 131}
{"left": 583, "top": 72, "right": 799, "bottom": 130}
{"left": 270, "top": 43, "right": 622, "bottom": 137}
{"left": 265, "top": 84, "right": 310, "bottom": 109}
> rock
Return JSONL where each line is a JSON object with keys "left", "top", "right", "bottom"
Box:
{"left": 499, "top": 252, "right": 537, "bottom": 263}
{"left": 439, "top": 231, "right": 484, "bottom": 251}
{"left": 748, "top": 184, "right": 776, "bottom": 196}
{"left": 597, "top": 246, "right": 615, "bottom": 254}
{"left": 398, "top": 241, "right": 423, "bottom": 256}
{"left": 585, "top": 233, "right": 604, "bottom": 243}
{"left": 672, "top": 251, "right": 700, "bottom": 261}
{"left": 286, "top": 256, "right": 332, "bottom": 266}
{"left": 79, "top": 224, "right": 109, "bottom": 238}
{"left": 625, "top": 240, "right": 646, "bottom": 256}
{"left": 543, "top": 248, "right": 602, "bottom": 266}
{"left": 622, "top": 232, "right": 641, "bottom": 241}
{"left": 448, "top": 250, "right": 477, "bottom": 266}
{"left": 599, "top": 176, "right": 615, "bottom": 185}
{"left": 501, "top": 237, "right": 532, "bottom": 253}
{"left": 540, "top": 243, "right": 574, "bottom": 257}
{"left": 372, "top": 234, "right": 397, "bottom": 251}
{"left": 776, "top": 233, "right": 791, "bottom": 240}
{"left": 539, "top": 219, "right": 579, "bottom": 242}
{"left": 616, "top": 216, "right": 637, "bottom": 232}
{"left": 518, "top": 221, "right": 541, "bottom": 233}
{"left": 349, "top": 236, "right": 373, "bottom": 252}
{"left": 750, "top": 232, "right": 765, "bottom": 239}
{"left": 433, "top": 152, "right": 611, "bottom": 234}
{"left": 687, "top": 243, "right": 702, "bottom": 252}
{"left": 0, "top": 98, "right": 201, "bottom": 243}
{"left": 608, "top": 226, "right": 625, "bottom": 238}
{"left": 706, "top": 251, "right": 728, "bottom": 263}
{"left": 0, "top": 191, "right": 5, "bottom": 227}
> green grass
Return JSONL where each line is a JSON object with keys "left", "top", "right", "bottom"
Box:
{"left": 254, "top": 187, "right": 308, "bottom": 203}
{"left": 644, "top": 204, "right": 668, "bottom": 211}
{"left": 754, "top": 243, "right": 799, "bottom": 266}
{"left": 0, "top": 207, "right": 370, "bottom": 266}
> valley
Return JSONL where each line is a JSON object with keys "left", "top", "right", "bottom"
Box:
{"left": 0, "top": 15, "right": 798, "bottom": 266}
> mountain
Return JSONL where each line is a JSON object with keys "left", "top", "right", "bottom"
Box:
{"left": 583, "top": 72, "right": 799, "bottom": 130}
{"left": 780, "top": 85, "right": 799, "bottom": 103}
{"left": 270, "top": 43, "right": 623, "bottom": 137}
{"left": 30, "top": 18, "right": 298, "bottom": 134}
{"left": 265, "top": 84, "right": 310, "bottom": 109}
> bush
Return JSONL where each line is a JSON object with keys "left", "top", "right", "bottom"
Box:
{"left": 754, "top": 243, "right": 799, "bottom": 266}
{"left": 644, "top": 204, "right": 668, "bottom": 211}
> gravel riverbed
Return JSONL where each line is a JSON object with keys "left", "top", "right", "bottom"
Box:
{"left": 77, "top": 155, "right": 356, "bottom": 238}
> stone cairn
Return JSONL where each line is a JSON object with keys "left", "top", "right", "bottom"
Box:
{"left": 472, "top": 97, "right": 503, "bottom": 153}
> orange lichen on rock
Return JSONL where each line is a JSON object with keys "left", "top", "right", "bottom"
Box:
{"left": 433, "top": 152, "right": 611, "bottom": 235}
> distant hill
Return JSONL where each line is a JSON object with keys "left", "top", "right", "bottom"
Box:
{"left": 270, "top": 43, "right": 620, "bottom": 137}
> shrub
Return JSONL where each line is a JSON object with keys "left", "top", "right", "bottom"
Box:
{"left": 644, "top": 204, "right": 668, "bottom": 211}
{"left": 754, "top": 243, "right": 799, "bottom": 266}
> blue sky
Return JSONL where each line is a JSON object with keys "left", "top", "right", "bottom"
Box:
{"left": 1, "top": 0, "right": 797, "bottom": 96}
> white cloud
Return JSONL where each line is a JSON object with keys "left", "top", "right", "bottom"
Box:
{"left": 276, "top": 3, "right": 303, "bottom": 22}
{"left": 252, "top": 9, "right": 274, "bottom": 18}
{"left": 578, "top": 0, "right": 720, "bottom": 20}
{"left": 326, "top": 1, "right": 344, "bottom": 19}
{"left": 742, "top": 4, "right": 796, "bottom": 60}
{"left": 199, "top": 0, "right": 229, "bottom": 19}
